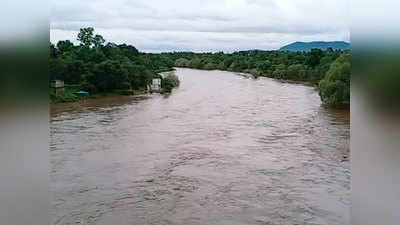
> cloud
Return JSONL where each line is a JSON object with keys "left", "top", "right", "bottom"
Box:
{"left": 50, "top": 0, "right": 349, "bottom": 52}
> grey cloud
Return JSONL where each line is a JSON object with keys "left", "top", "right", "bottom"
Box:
{"left": 50, "top": 0, "right": 349, "bottom": 52}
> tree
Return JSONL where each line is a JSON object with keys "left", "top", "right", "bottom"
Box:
{"left": 175, "top": 58, "right": 190, "bottom": 67}
{"left": 49, "top": 58, "right": 66, "bottom": 80}
{"left": 77, "top": 27, "right": 94, "bottom": 47}
{"left": 272, "top": 64, "right": 287, "bottom": 78}
{"left": 50, "top": 42, "right": 57, "bottom": 58}
{"left": 101, "top": 42, "right": 120, "bottom": 59}
{"left": 162, "top": 74, "right": 180, "bottom": 93}
{"left": 256, "top": 60, "right": 271, "bottom": 74}
{"left": 118, "top": 44, "right": 139, "bottom": 59}
{"left": 57, "top": 40, "right": 74, "bottom": 54}
{"left": 93, "top": 35, "right": 105, "bottom": 48}
{"left": 50, "top": 27, "right": 180, "bottom": 102}
{"left": 223, "top": 58, "right": 234, "bottom": 69}
{"left": 122, "top": 62, "right": 152, "bottom": 90}
{"left": 86, "top": 60, "right": 129, "bottom": 92}
{"left": 189, "top": 58, "right": 202, "bottom": 69}
{"left": 319, "top": 52, "right": 350, "bottom": 105}
{"left": 203, "top": 63, "right": 217, "bottom": 70}
{"left": 77, "top": 27, "right": 105, "bottom": 48}
{"left": 287, "top": 64, "right": 306, "bottom": 79}
{"left": 306, "top": 48, "right": 324, "bottom": 68}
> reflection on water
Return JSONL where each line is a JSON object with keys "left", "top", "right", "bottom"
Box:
{"left": 51, "top": 68, "right": 350, "bottom": 225}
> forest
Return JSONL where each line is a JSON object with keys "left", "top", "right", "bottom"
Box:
{"left": 49, "top": 28, "right": 176, "bottom": 102}
{"left": 50, "top": 27, "right": 349, "bottom": 106}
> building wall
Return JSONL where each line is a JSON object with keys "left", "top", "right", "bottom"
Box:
{"left": 151, "top": 78, "right": 161, "bottom": 90}
{"left": 51, "top": 80, "right": 65, "bottom": 88}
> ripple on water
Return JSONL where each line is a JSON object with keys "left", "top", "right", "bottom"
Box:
{"left": 51, "top": 68, "right": 350, "bottom": 225}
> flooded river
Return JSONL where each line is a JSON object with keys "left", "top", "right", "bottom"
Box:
{"left": 51, "top": 68, "right": 350, "bottom": 225}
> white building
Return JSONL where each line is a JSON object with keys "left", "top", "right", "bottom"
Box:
{"left": 150, "top": 78, "right": 161, "bottom": 91}
{"left": 50, "top": 80, "right": 65, "bottom": 95}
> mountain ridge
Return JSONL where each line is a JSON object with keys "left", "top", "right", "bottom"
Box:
{"left": 280, "top": 41, "right": 350, "bottom": 52}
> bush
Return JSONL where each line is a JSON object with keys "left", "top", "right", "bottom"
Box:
{"left": 203, "top": 63, "right": 217, "bottom": 70}
{"left": 175, "top": 58, "right": 190, "bottom": 67}
{"left": 51, "top": 91, "right": 79, "bottom": 103}
{"left": 162, "top": 74, "right": 180, "bottom": 93}
{"left": 189, "top": 58, "right": 203, "bottom": 69}
{"left": 287, "top": 64, "right": 306, "bottom": 80}
{"left": 80, "top": 81, "right": 97, "bottom": 93}
{"left": 319, "top": 52, "right": 350, "bottom": 105}
{"left": 244, "top": 68, "right": 262, "bottom": 78}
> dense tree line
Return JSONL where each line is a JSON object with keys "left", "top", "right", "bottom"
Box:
{"left": 50, "top": 27, "right": 175, "bottom": 97}
{"left": 167, "top": 49, "right": 350, "bottom": 106}
{"left": 170, "top": 49, "right": 344, "bottom": 80}
{"left": 50, "top": 27, "right": 349, "bottom": 106}
{"left": 319, "top": 51, "right": 350, "bottom": 105}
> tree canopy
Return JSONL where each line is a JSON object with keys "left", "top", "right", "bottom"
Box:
{"left": 50, "top": 27, "right": 174, "bottom": 97}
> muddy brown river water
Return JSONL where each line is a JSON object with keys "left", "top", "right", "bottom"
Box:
{"left": 51, "top": 68, "right": 350, "bottom": 225}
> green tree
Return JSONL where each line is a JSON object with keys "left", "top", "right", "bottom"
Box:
{"left": 319, "top": 52, "right": 350, "bottom": 105}
{"left": 175, "top": 58, "right": 190, "bottom": 67}
{"left": 189, "top": 58, "right": 202, "bottom": 69}
{"left": 77, "top": 27, "right": 95, "bottom": 47}
{"left": 287, "top": 64, "right": 306, "bottom": 79}
{"left": 86, "top": 60, "right": 129, "bottom": 92}
{"left": 162, "top": 74, "right": 180, "bottom": 93}
{"left": 203, "top": 62, "right": 217, "bottom": 70}
{"left": 77, "top": 27, "right": 105, "bottom": 48}
{"left": 306, "top": 48, "right": 324, "bottom": 68}
{"left": 50, "top": 42, "right": 57, "bottom": 58}
{"left": 57, "top": 40, "right": 74, "bottom": 54}
{"left": 93, "top": 34, "right": 105, "bottom": 48}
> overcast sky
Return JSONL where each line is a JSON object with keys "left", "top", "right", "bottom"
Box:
{"left": 50, "top": 0, "right": 349, "bottom": 52}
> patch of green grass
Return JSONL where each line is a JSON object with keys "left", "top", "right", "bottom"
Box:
{"left": 51, "top": 90, "right": 79, "bottom": 103}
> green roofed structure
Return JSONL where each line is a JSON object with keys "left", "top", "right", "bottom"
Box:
{"left": 75, "top": 91, "right": 89, "bottom": 96}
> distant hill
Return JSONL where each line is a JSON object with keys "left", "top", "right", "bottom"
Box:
{"left": 279, "top": 41, "right": 350, "bottom": 52}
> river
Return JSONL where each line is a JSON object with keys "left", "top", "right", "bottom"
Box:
{"left": 51, "top": 68, "right": 350, "bottom": 225}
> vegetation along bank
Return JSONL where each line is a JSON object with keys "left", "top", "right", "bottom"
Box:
{"left": 170, "top": 49, "right": 350, "bottom": 106}
{"left": 50, "top": 27, "right": 179, "bottom": 103}
{"left": 50, "top": 27, "right": 349, "bottom": 106}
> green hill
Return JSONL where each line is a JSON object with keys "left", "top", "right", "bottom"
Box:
{"left": 280, "top": 41, "right": 350, "bottom": 52}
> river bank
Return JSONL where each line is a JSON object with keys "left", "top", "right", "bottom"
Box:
{"left": 179, "top": 66, "right": 328, "bottom": 85}
{"left": 231, "top": 70, "right": 319, "bottom": 86}
{"left": 50, "top": 88, "right": 149, "bottom": 103}
{"left": 51, "top": 71, "right": 179, "bottom": 104}
{"left": 175, "top": 66, "right": 350, "bottom": 108}
{"left": 172, "top": 50, "right": 350, "bottom": 107}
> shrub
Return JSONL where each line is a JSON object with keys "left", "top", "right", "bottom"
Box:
{"left": 162, "top": 74, "right": 180, "bottom": 93}
{"left": 203, "top": 63, "right": 217, "bottom": 70}
{"left": 51, "top": 91, "right": 79, "bottom": 103}
{"left": 319, "top": 52, "right": 350, "bottom": 105}
{"left": 175, "top": 58, "right": 190, "bottom": 67}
